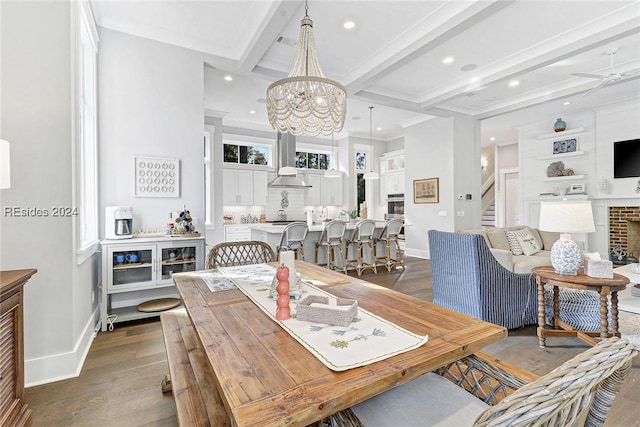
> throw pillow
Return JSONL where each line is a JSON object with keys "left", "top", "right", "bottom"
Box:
{"left": 514, "top": 229, "right": 542, "bottom": 256}
{"left": 538, "top": 230, "right": 561, "bottom": 250}
{"left": 504, "top": 230, "right": 524, "bottom": 255}
{"left": 486, "top": 229, "right": 510, "bottom": 251}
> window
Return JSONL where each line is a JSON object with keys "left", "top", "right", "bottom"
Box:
{"left": 223, "top": 143, "right": 269, "bottom": 165}
{"left": 295, "top": 150, "right": 330, "bottom": 170}
{"left": 356, "top": 152, "right": 367, "bottom": 171}
{"left": 74, "top": 1, "right": 99, "bottom": 264}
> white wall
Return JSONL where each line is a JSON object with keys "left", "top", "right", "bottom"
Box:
{"left": 98, "top": 28, "right": 205, "bottom": 234}
{"left": 594, "top": 99, "right": 640, "bottom": 195}
{"left": 1, "top": 1, "right": 99, "bottom": 386}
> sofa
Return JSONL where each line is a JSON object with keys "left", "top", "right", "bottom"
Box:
{"left": 456, "top": 227, "right": 605, "bottom": 332}
{"left": 428, "top": 230, "right": 538, "bottom": 329}
{"left": 459, "top": 226, "right": 560, "bottom": 274}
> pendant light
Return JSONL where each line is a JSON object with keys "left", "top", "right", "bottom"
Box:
{"left": 266, "top": 0, "right": 346, "bottom": 137}
{"left": 363, "top": 106, "right": 379, "bottom": 180}
{"left": 324, "top": 133, "right": 341, "bottom": 178}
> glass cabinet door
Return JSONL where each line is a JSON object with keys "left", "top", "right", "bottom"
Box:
{"left": 158, "top": 243, "right": 199, "bottom": 283}
{"left": 108, "top": 246, "right": 155, "bottom": 291}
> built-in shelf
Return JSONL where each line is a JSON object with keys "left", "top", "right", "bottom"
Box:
{"left": 532, "top": 194, "right": 590, "bottom": 200}
{"left": 536, "top": 127, "right": 586, "bottom": 140}
{"left": 543, "top": 174, "right": 586, "bottom": 182}
{"left": 538, "top": 150, "right": 585, "bottom": 160}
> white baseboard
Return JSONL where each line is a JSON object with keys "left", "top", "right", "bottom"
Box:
{"left": 25, "top": 306, "right": 100, "bottom": 387}
{"left": 405, "top": 248, "right": 429, "bottom": 259}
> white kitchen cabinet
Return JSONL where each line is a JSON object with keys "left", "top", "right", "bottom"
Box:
{"left": 386, "top": 171, "right": 404, "bottom": 194}
{"left": 321, "top": 174, "right": 343, "bottom": 205}
{"left": 223, "top": 168, "right": 268, "bottom": 206}
{"left": 224, "top": 224, "right": 253, "bottom": 242}
{"left": 305, "top": 173, "right": 322, "bottom": 205}
{"left": 100, "top": 236, "right": 205, "bottom": 331}
{"left": 305, "top": 172, "right": 343, "bottom": 206}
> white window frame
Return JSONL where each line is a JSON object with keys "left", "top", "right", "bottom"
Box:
{"left": 73, "top": 1, "right": 99, "bottom": 264}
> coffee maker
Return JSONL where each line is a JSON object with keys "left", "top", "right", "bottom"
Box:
{"left": 105, "top": 206, "right": 133, "bottom": 239}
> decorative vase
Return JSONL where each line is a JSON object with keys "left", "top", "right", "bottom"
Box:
{"left": 554, "top": 118, "right": 566, "bottom": 132}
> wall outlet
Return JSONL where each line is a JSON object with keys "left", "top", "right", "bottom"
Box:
{"left": 457, "top": 194, "right": 463, "bottom": 200}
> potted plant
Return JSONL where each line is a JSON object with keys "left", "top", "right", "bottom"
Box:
{"left": 349, "top": 209, "right": 358, "bottom": 223}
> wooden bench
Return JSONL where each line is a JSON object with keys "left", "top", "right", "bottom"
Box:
{"left": 160, "top": 309, "right": 231, "bottom": 427}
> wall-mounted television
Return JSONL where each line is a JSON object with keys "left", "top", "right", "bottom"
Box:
{"left": 613, "top": 139, "right": 640, "bottom": 179}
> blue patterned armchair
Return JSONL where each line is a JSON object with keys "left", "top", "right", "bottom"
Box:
{"left": 428, "top": 230, "right": 537, "bottom": 329}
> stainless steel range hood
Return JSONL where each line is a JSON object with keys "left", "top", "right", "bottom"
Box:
{"left": 268, "top": 131, "right": 311, "bottom": 188}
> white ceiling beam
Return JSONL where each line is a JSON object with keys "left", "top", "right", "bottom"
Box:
{"left": 415, "top": 4, "right": 640, "bottom": 110}
{"left": 344, "top": 0, "right": 512, "bottom": 94}
{"left": 238, "top": 1, "right": 303, "bottom": 73}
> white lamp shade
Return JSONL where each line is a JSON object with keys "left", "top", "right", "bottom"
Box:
{"left": 0, "top": 139, "right": 10, "bottom": 189}
{"left": 363, "top": 171, "right": 379, "bottom": 180}
{"left": 539, "top": 200, "right": 595, "bottom": 233}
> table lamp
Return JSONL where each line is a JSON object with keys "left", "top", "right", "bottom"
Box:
{"left": 539, "top": 200, "right": 595, "bottom": 275}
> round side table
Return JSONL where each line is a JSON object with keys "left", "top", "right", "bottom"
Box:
{"left": 532, "top": 266, "right": 629, "bottom": 348}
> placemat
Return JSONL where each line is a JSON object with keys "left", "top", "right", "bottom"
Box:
{"left": 217, "top": 264, "right": 429, "bottom": 371}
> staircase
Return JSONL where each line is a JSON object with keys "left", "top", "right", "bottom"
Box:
{"left": 481, "top": 202, "right": 496, "bottom": 228}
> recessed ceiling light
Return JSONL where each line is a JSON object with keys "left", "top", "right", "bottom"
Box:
{"left": 376, "top": 127, "right": 382, "bottom": 131}
{"left": 249, "top": 110, "right": 256, "bottom": 114}
{"left": 461, "top": 64, "right": 477, "bottom": 72}
{"left": 508, "top": 80, "right": 520, "bottom": 88}
{"left": 563, "top": 101, "right": 571, "bottom": 106}
{"left": 343, "top": 20, "right": 355, "bottom": 30}
{"left": 490, "top": 137, "right": 496, "bottom": 141}
{"left": 224, "top": 75, "right": 233, "bottom": 81}
{"left": 442, "top": 56, "right": 454, "bottom": 65}
{"left": 256, "top": 98, "right": 266, "bottom": 104}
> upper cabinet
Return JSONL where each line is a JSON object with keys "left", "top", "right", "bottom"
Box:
{"left": 223, "top": 168, "right": 268, "bottom": 206}
{"left": 305, "top": 172, "right": 343, "bottom": 206}
{"left": 380, "top": 150, "right": 405, "bottom": 199}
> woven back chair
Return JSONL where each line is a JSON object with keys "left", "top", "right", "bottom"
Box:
{"left": 314, "top": 220, "right": 347, "bottom": 273}
{"left": 374, "top": 218, "right": 405, "bottom": 272}
{"left": 276, "top": 221, "right": 308, "bottom": 260}
{"left": 206, "top": 240, "right": 276, "bottom": 269}
{"left": 342, "top": 337, "right": 636, "bottom": 427}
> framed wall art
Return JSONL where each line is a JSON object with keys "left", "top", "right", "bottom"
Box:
{"left": 414, "top": 177, "right": 439, "bottom": 204}
{"left": 552, "top": 138, "right": 578, "bottom": 155}
{"left": 134, "top": 156, "right": 180, "bottom": 197}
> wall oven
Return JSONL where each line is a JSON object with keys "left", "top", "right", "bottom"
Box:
{"left": 387, "top": 193, "right": 404, "bottom": 217}
{"left": 386, "top": 194, "right": 405, "bottom": 240}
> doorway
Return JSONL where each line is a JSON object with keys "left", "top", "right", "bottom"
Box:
{"left": 497, "top": 168, "right": 520, "bottom": 227}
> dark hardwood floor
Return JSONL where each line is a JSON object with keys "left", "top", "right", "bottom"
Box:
{"left": 25, "top": 257, "right": 639, "bottom": 426}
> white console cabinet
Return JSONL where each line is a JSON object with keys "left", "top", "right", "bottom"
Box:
{"left": 100, "top": 236, "right": 205, "bottom": 331}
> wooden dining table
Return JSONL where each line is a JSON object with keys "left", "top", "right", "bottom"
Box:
{"left": 172, "top": 260, "right": 507, "bottom": 426}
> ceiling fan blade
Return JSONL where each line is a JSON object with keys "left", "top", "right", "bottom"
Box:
{"left": 571, "top": 72, "right": 605, "bottom": 79}
{"left": 583, "top": 79, "right": 608, "bottom": 97}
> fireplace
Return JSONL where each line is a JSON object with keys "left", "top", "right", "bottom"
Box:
{"left": 609, "top": 206, "right": 640, "bottom": 263}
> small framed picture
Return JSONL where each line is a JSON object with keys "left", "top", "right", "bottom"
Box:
{"left": 567, "top": 183, "right": 586, "bottom": 194}
{"left": 414, "top": 177, "right": 439, "bottom": 204}
{"left": 552, "top": 138, "right": 578, "bottom": 154}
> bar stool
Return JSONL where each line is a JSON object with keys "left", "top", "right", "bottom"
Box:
{"left": 374, "top": 218, "right": 405, "bottom": 272}
{"left": 276, "top": 221, "right": 308, "bottom": 260}
{"left": 314, "top": 220, "right": 347, "bottom": 273}
{"left": 345, "top": 219, "right": 377, "bottom": 276}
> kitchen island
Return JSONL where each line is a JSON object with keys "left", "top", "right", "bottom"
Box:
{"left": 250, "top": 221, "right": 388, "bottom": 265}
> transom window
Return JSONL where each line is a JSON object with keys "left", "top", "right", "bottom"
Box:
{"left": 355, "top": 152, "right": 367, "bottom": 171}
{"left": 223, "top": 143, "right": 270, "bottom": 165}
{"left": 295, "top": 151, "right": 330, "bottom": 170}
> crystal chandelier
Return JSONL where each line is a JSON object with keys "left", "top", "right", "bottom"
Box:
{"left": 266, "top": 0, "right": 346, "bottom": 137}
{"left": 363, "top": 106, "right": 379, "bottom": 180}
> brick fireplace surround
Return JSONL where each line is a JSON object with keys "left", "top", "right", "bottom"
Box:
{"left": 609, "top": 206, "right": 640, "bottom": 261}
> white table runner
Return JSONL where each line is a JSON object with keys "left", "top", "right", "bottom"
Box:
{"left": 208, "top": 264, "right": 429, "bottom": 371}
